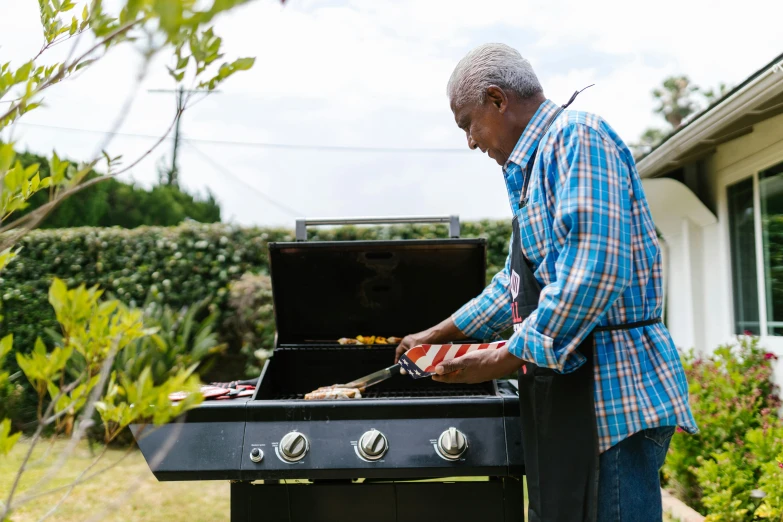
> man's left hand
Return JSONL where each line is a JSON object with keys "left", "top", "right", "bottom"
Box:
{"left": 432, "top": 347, "right": 524, "bottom": 384}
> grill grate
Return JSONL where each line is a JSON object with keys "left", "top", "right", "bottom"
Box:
{"left": 276, "top": 344, "right": 396, "bottom": 351}
{"left": 272, "top": 386, "right": 492, "bottom": 400}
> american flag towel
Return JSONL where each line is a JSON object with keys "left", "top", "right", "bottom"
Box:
{"left": 399, "top": 341, "right": 508, "bottom": 379}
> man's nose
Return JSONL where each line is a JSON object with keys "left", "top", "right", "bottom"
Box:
{"left": 467, "top": 134, "right": 478, "bottom": 150}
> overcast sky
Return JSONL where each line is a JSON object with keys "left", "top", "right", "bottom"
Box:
{"left": 1, "top": 0, "right": 782, "bottom": 227}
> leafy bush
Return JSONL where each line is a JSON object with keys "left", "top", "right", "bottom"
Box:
{"left": 223, "top": 273, "right": 275, "bottom": 375}
{"left": 10, "top": 149, "right": 221, "bottom": 229}
{"left": 1, "top": 220, "right": 512, "bottom": 360}
{"left": 664, "top": 335, "right": 783, "bottom": 518}
{"left": 98, "top": 297, "right": 226, "bottom": 385}
{"left": 0, "top": 223, "right": 291, "bottom": 359}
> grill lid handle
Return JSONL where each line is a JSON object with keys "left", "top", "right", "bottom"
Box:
{"left": 295, "top": 215, "right": 461, "bottom": 241}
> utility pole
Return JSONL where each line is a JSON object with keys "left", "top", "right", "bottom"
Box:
{"left": 149, "top": 87, "right": 218, "bottom": 187}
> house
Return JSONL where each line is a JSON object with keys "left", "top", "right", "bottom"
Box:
{"left": 637, "top": 52, "right": 783, "bottom": 373}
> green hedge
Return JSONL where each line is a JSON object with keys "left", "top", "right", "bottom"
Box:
{"left": 1, "top": 220, "right": 512, "bottom": 372}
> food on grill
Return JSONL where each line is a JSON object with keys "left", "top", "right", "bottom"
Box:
{"left": 337, "top": 337, "right": 363, "bottom": 345}
{"left": 304, "top": 386, "right": 362, "bottom": 400}
{"left": 337, "top": 336, "right": 403, "bottom": 345}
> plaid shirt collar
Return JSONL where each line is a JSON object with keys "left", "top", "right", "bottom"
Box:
{"left": 502, "top": 99, "right": 560, "bottom": 213}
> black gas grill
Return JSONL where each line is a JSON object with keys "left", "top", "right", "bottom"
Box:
{"left": 133, "top": 216, "right": 525, "bottom": 522}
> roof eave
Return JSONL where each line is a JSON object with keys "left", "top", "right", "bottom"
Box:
{"left": 637, "top": 62, "right": 783, "bottom": 179}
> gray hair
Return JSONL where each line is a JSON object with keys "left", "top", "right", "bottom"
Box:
{"left": 447, "top": 43, "right": 543, "bottom": 107}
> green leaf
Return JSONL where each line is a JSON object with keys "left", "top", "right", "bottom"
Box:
{"left": 49, "top": 277, "right": 69, "bottom": 313}
{"left": 13, "top": 61, "right": 33, "bottom": 83}
{"left": 82, "top": 4, "right": 88, "bottom": 21}
{"left": 232, "top": 57, "right": 255, "bottom": 71}
{"left": 74, "top": 59, "right": 97, "bottom": 72}
{"left": 30, "top": 173, "right": 41, "bottom": 193}
{"left": 24, "top": 163, "right": 40, "bottom": 179}
{"left": 0, "top": 334, "right": 12, "bottom": 362}
{"left": 0, "top": 247, "right": 18, "bottom": 274}
{"left": 49, "top": 151, "right": 69, "bottom": 184}
{"left": 0, "top": 141, "right": 15, "bottom": 172}
{"left": 70, "top": 17, "right": 78, "bottom": 35}
{"left": 0, "top": 418, "right": 21, "bottom": 456}
{"left": 176, "top": 55, "right": 189, "bottom": 70}
{"left": 153, "top": 0, "right": 182, "bottom": 35}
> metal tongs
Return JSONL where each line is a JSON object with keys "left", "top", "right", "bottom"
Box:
{"left": 342, "top": 363, "right": 402, "bottom": 390}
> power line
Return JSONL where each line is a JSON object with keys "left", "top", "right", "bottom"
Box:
{"left": 184, "top": 140, "right": 303, "bottom": 218}
{"left": 14, "top": 121, "right": 471, "bottom": 154}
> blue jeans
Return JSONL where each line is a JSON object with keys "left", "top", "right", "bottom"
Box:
{"left": 597, "top": 426, "right": 675, "bottom": 522}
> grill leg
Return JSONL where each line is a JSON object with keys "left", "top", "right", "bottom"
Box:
{"left": 503, "top": 477, "right": 525, "bottom": 521}
{"left": 230, "top": 482, "right": 252, "bottom": 522}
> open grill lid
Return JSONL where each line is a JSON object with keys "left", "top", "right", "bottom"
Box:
{"left": 268, "top": 233, "right": 487, "bottom": 345}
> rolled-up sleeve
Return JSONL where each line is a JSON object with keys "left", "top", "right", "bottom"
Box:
{"left": 507, "top": 123, "right": 633, "bottom": 372}
{"left": 451, "top": 236, "right": 513, "bottom": 341}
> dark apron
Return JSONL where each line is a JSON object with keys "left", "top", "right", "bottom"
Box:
{"left": 511, "top": 99, "right": 661, "bottom": 522}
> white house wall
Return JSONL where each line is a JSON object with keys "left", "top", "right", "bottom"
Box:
{"left": 641, "top": 178, "right": 717, "bottom": 354}
{"left": 664, "top": 226, "right": 696, "bottom": 351}
{"left": 700, "top": 221, "right": 727, "bottom": 352}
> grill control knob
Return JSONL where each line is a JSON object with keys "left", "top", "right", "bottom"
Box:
{"left": 438, "top": 427, "right": 468, "bottom": 460}
{"left": 279, "top": 432, "right": 308, "bottom": 462}
{"left": 358, "top": 429, "right": 388, "bottom": 461}
{"left": 249, "top": 448, "right": 264, "bottom": 463}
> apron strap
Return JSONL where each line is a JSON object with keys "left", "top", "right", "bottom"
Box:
{"left": 562, "top": 84, "right": 595, "bottom": 109}
{"left": 519, "top": 85, "right": 594, "bottom": 206}
{"left": 593, "top": 317, "right": 662, "bottom": 332}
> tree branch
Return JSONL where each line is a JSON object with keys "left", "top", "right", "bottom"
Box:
{"left": 10, "top": 422, "right": 171, "bottom": 511}
{"left": 36, "top": 444, "right": 111, "bottom": 522}
{"left": 0, "top": 376, "right": 85, "bottom": 521}
{"left": 0, "top": 108, "right": 179, "bottom": 246}
{"left": 84, "top": 420, "right": 187, "bottom": 522}
{"left": 27, "top": 336, "right": 123, "bottom": 497}
{"left": 0, "top": 17, "right": 146, "bottom": 125}
{"left": 11, "top": 439, "right": 135, "bottom": 508}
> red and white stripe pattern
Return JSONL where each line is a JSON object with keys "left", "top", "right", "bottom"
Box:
{"left": 399, "top": 341, "right": 507, "bottom": 379}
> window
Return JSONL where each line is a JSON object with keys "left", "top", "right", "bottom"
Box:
{"left": 728, "top": 177, "right": 760, "bottom": 334}
{"left": 761, "top": 162, "right": 783, "bottom": 336}
{"left": 728, "top": 160, "right": 783, "bottom": 336}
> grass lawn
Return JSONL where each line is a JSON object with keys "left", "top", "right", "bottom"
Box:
{"left": 1, "top": 439, "right": 513, "bottom": 522}
{"left": 0, "top": 439, "right": 229, "bottom": 522}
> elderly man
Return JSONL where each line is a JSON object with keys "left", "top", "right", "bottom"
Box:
{"left": 395, "top": 43, "right": 697, "bottom": 522}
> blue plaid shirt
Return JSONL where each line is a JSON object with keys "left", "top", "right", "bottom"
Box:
{"left": 452, "top": 99, "right": 697, "bottom": 452}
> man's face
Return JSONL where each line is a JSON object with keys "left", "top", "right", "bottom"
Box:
{"left": 452, "top": 89, "right": 515, "bottom": 166}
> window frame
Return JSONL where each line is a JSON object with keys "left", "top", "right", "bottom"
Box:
{"left": 721, "top": 153, "right": 783, "bottom": 350}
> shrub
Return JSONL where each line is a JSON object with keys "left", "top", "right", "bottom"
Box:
{"left": 11, "top": 149, "right": 222, "bottom": 229}
{"left": 223, "top": 272, "right": 275, "bottom": 376}
{"left": 0, "top": 223, "right": 291, "bottom": 358}
{"left": 111, "top": 297, "right": 227, "bottom": 384}
{"left": 1, "top": 220, "right": 512, "bottom": 359}
{"left": 664, "top": 335, "right": 782, "bottom": 517}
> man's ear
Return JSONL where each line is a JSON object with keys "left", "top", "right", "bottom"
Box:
{"left": 485, "top": 86, "right": 507, "bottom": 112}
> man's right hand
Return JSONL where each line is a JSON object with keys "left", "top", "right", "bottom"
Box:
{"left": 393, "top": 317, "right": 469, "bottom": 366}
{"left": 394, "top": 333, "right": 427, "bottom": 364}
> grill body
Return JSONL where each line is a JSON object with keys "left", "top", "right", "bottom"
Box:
{"left": 133, "top": 233, "right": 526, "bottom": 521}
